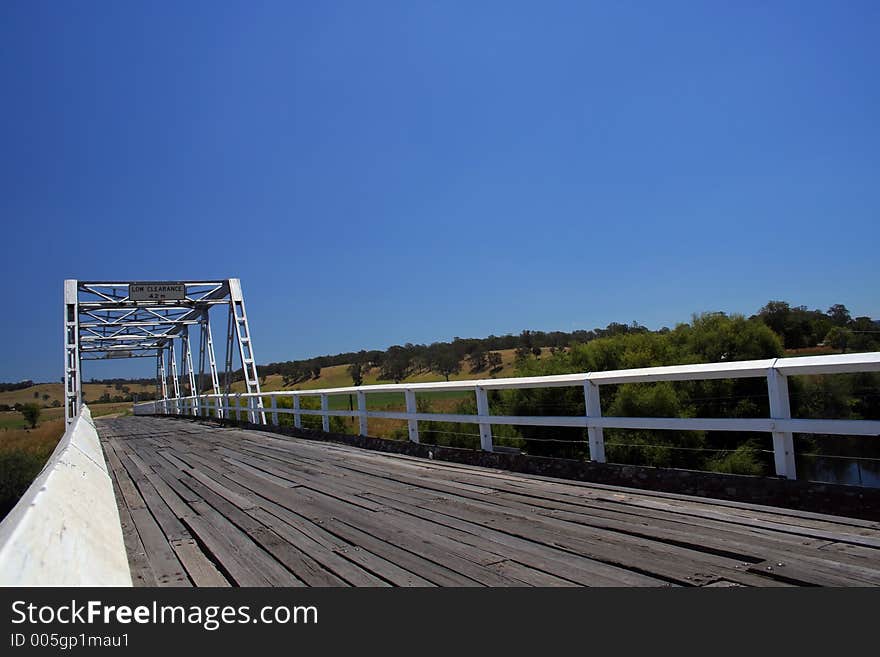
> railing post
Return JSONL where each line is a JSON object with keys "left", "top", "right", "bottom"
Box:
{"left": 357, "top": 390, "right": 367, "bottom": 436}
{"left": 584, "top": 380, "right": 606, "bottom": 463}
{"left": 270, "top": 395, "right": 278, "bottom": 425}
{"left": 475, "top": 386, "right": 494, "bottom": 452}
{"left": 405, "top": 389, "right": 419, "bottom": 443}
{"left": 293, "top": 395, "right": 302, "bottom": 429}
{"left": 321, "top": 394, "right": 329, "bottom": 432}
{"left": 767, "top": 368, "right": 796, "bottom": 479}
{"left": 235, "top": 393, "right": 242, "bottom": 422}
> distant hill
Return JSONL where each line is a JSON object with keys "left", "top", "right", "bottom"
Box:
{"left": 231, "top": 346, "right": 546, "bottom": 394}
{"left": 2, "top": 299, "right": 874, "bottom": 402}
{"left": 0, "top": 382, "right": 154, "bottom": 409}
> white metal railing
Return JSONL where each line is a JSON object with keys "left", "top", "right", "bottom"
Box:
{"left": 0, "top": 404, "right": 132, "bottom": 586}
{"left": 133, "top": 352, "right": 880, "bottom": 480}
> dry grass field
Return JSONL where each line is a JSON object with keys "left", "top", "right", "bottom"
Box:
{"left": 0, "top": 418, "right": 65, "bottom": 518}
{"left": 0, "top": 382, "right": 153, "bottom": 408}
{"left": 231, "top": 347, "right": 550, "bottom": 394}
{"left": 0, "top": 402, "right": 133, "bottom": 518}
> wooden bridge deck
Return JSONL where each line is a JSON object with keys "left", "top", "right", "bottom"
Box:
{"left": 96, "top": 416, "right": 880, "bottom": 587}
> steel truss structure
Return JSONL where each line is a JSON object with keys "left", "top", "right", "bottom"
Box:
{"left": 64, "top": 279, "right": 264, "bottom": 425}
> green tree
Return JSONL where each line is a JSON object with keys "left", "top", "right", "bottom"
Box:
{"left": 825, "top": 326, "right": 851, "bottom": 353}
{"left": 347, "top": 362, "right": 364, "bottom": 386}
{"left": 848, "top": 317, "right": 880, "bottom": 352}
{"left": 515, "top": 330, "right": 534, "bottom": 361}
{"left": 756, "top": 300, "right": 830, "bottom": 348}
{"left": 466, "top": 350, "right": 488, "bottom": 373}
{"left": 605, "top": 381, "right": 705, "bottom": 468}
{"left": 429, "top": 344, "right": 461, "bottom": 381}
{"left": 676, "top": 312, "right": 783, "bottom": 363}
{"left": 827, "top": 304, "right": 851, "bottom": 327}
{"left": 379, "top": 346, "right": 411, "bottom": 383}
{"left": 506, "top": 312, "right": 782, "bottom": 465}
{"left": 21, "top": 403, "right": 40, "bottom": 428}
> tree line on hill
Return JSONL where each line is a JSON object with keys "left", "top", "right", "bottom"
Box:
{"left": 247, "top": 299, "right": 880, "bottom": 479}
{"left": 258, "top": 322, "right": 652, "bottom": 386}
{"left": 261, "top": 303, "right": 878, "bottom": 477}
{"left": 410, "top": 308, "right": 880, "bottom": 476}
{"left": 8, "top": 299, "right": 872, "bottom": 396}
{"left": 0, "top": 381, "right": 35, "bottom": 393}
{"left": 255, "top": 300, "right": 879, "bottom": 388}
{"left": 3, "top": 300, "right": 875, "bottom": 397}
{"left": 82, "top": 377, "right": 155, "bottom": 386}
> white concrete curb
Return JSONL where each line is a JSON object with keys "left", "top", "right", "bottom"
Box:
{"left": 0, "top": 406, "right": 132, "bottom": 586}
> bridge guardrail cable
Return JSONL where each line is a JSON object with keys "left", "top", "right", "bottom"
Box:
{"left": 133, "top": 351, "right": 880, "bottom": 481}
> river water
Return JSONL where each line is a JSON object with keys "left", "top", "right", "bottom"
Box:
{"left": 798, "top": 456, "right": 880, "bottom": 488}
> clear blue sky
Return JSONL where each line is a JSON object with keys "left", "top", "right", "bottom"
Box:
{"left": 1, "top": 1, "right": 878, "bottom": 382}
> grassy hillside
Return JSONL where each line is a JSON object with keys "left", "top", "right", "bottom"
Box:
{"left": 0, "top": 349, "right": 530, "bottom": 408}
{"left": 0, "top": 382, "right": 153, "bottom": 408}
{"left": 226, "top": 347, "right": 552, "bottom": 440}
{"left": 233, "top": 347, "right": 549, "bottom": 394}
{"left": 0, "top": 402, "right": 133, "bottom": 430}
{"left": 3, "top": 343, "right": 835, "bottom": 411}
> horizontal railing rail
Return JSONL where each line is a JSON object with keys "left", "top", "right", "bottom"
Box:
{"left": 0, "top": 404, "right": 132, "bottom": 586}
{"left": 134, "top": 352, "right": 880, "bottom": 480}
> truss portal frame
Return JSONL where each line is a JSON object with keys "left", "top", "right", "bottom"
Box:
{"left": 64, "top": 279, "right": 265, "bottom": 424}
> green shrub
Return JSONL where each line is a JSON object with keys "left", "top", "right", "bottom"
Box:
{"left": 0, "top": 450, "right": 46, "bottom": 519}
{"left": 705, "top": 443, "right": 766, "bottom": 476}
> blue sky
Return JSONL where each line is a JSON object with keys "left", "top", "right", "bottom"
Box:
{"left": 1, "top": 1, "right": 878, "bottom": 382}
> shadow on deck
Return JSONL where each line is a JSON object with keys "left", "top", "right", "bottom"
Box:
{"left": 97, "top": 416, "right": 880, "bottom": 587}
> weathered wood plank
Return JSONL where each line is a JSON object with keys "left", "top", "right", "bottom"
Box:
{"left": 170, "top": 538, "right": 230, "bottom": 587}
{"left": 187, "top": 501, "right": 303, "bottom": 587}
{"left": 181, "top": 475, "right": 348, "bottom": 586}
{"left": 96, "top": 417, "right": 880, "bottom": 588}
{"left": 103, "top": 441, "right": 156, "bottom": 587}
